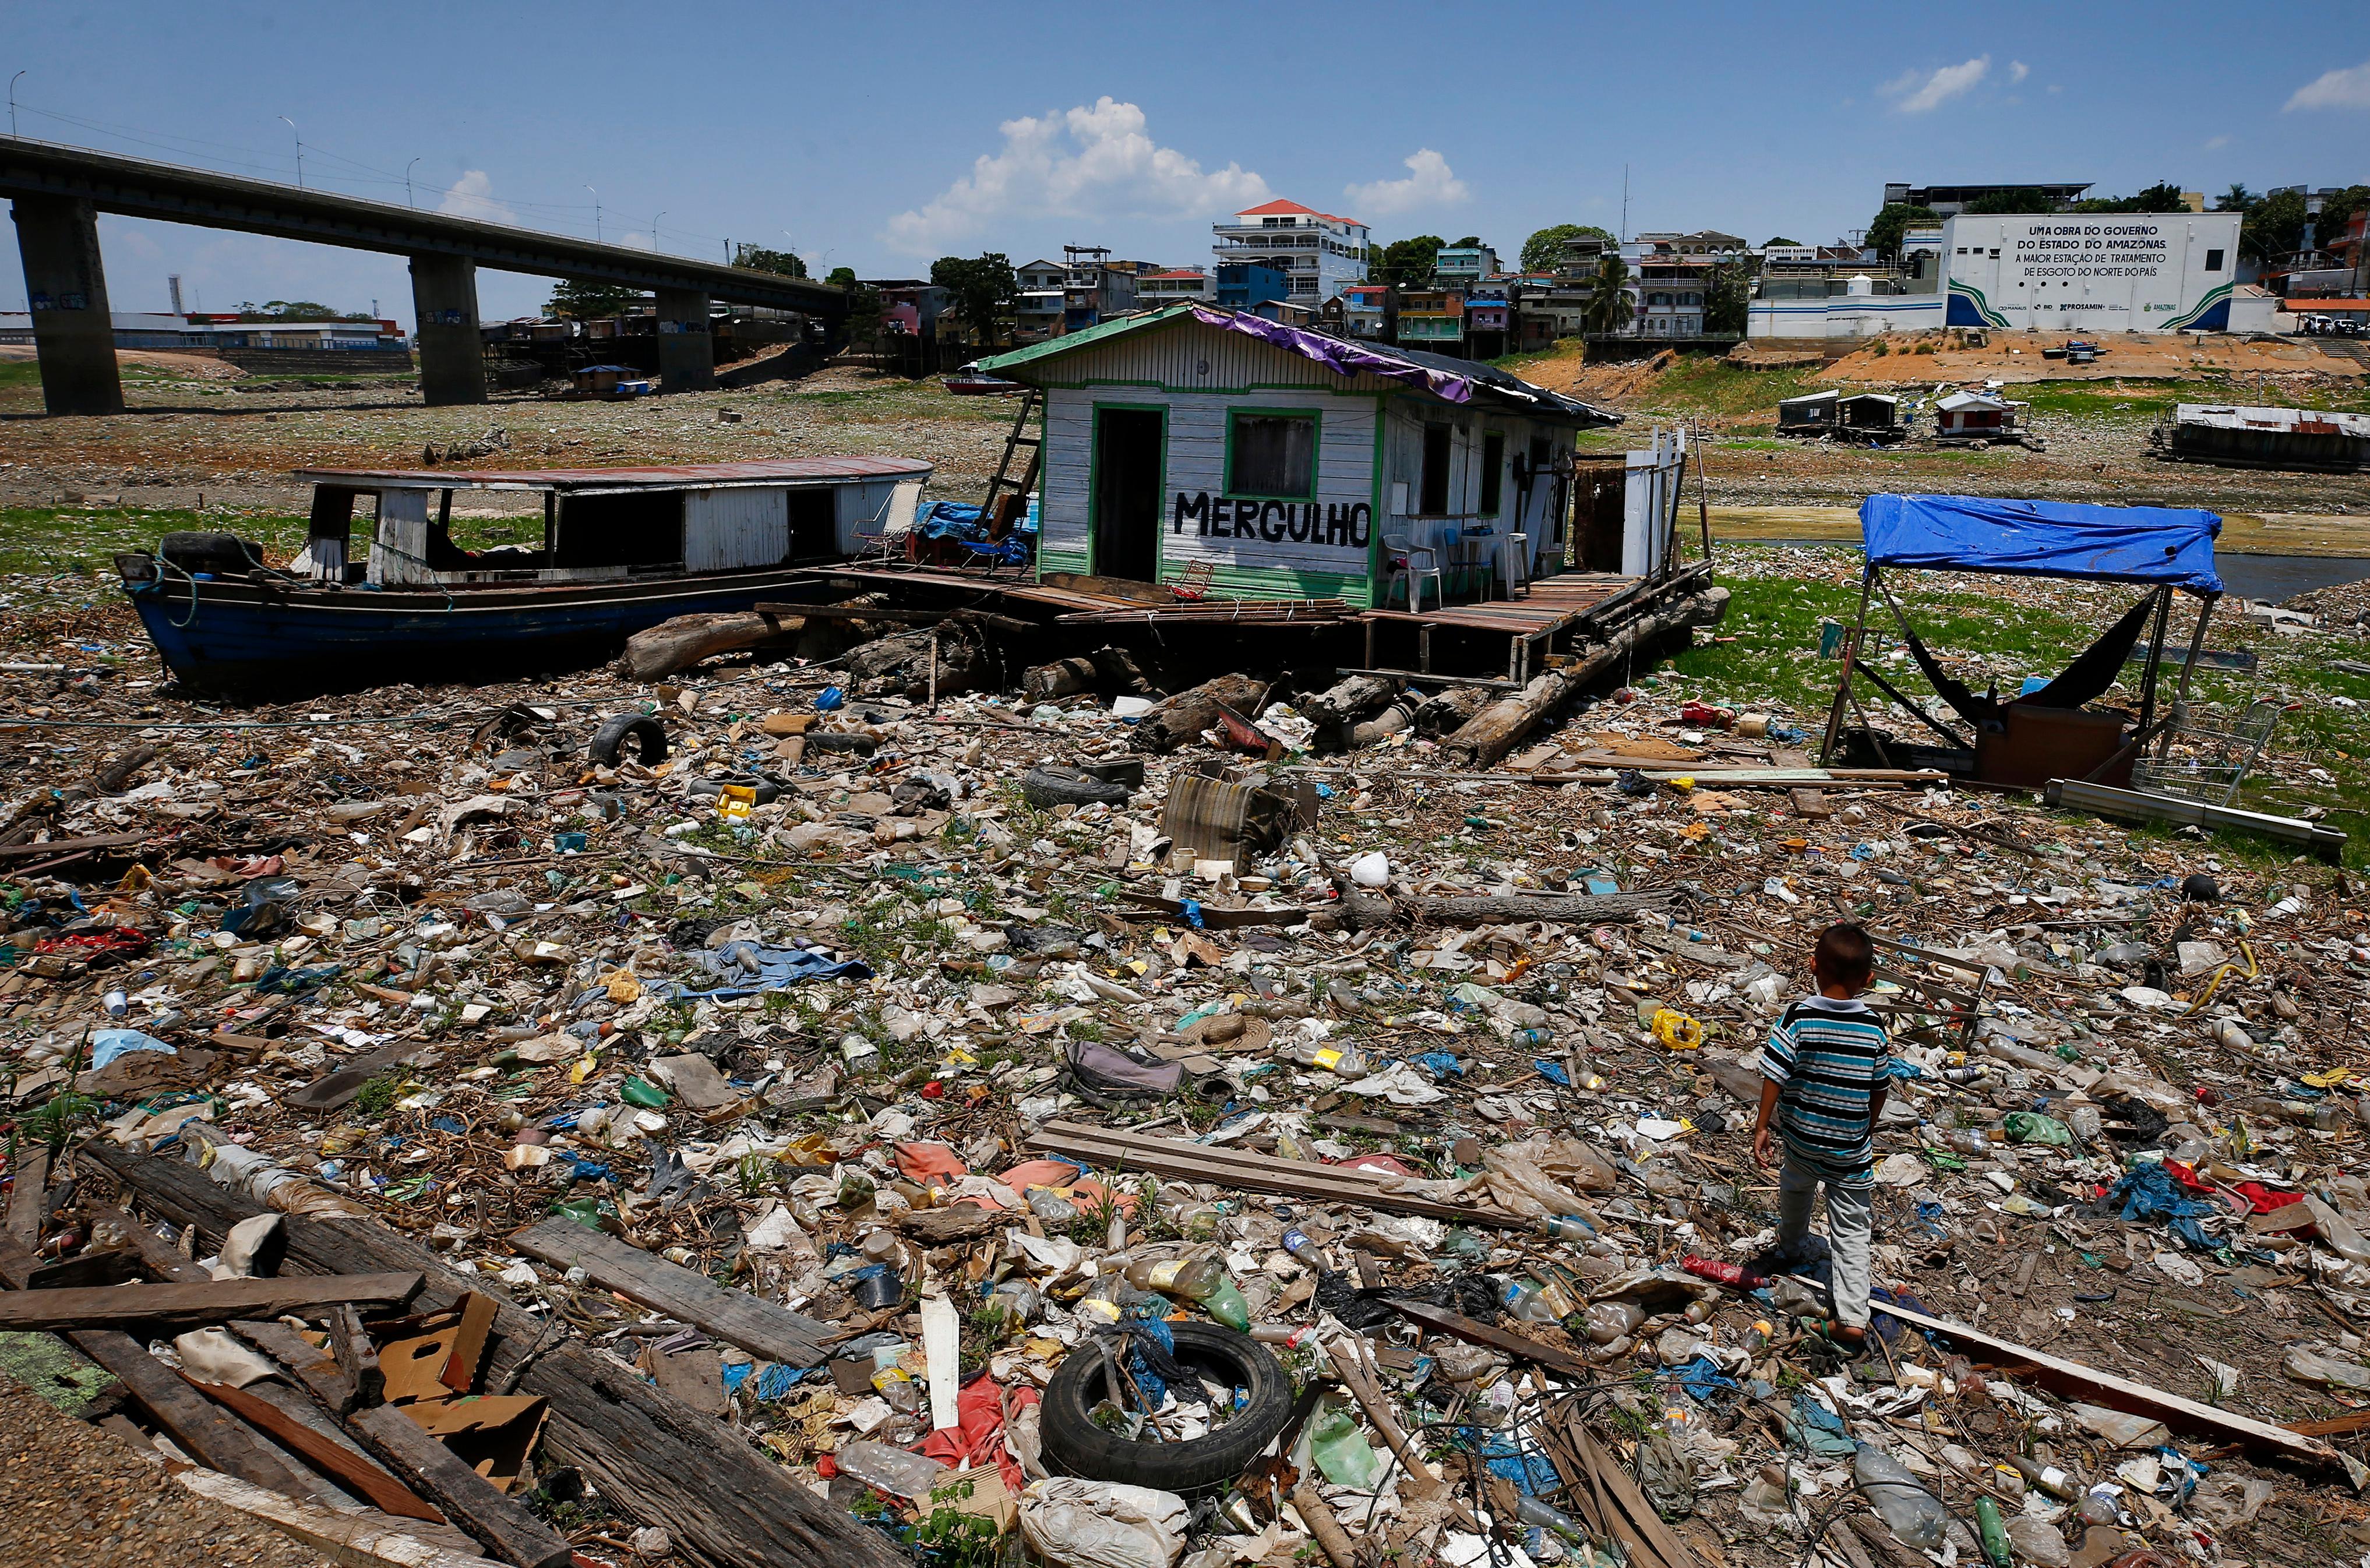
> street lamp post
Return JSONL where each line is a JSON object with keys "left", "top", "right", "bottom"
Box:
{"left": 278, "top": 115, "right": 302, "bottom": 188}
{"left": 406, "top": 157, "right": 421, "bottom": 208}
{"left": 8, "top": 73, "right": 24, "bottom": 139}
{"left": 585, "top": 185, "right": 600, "bottom": 243}
{"left": 653, "top": 211, "right": 665, "bottom": 253}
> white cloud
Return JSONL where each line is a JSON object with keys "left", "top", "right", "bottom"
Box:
{"left": 2007, "top": 60, "right": 2029, "bottom": 84}
{"left": 1342, "top": 149, "right": 1470, "bottom": 217}
{"left": 1880, "top": 56, "right": 1991, "bottom": 114}
{"left": 619, "top": 231, "right": 655, "bottom": 252}
{"left": 437, "top": 171, "right": 516, "bottom": 225}
{"left": 2204, "top": 134, "right": 2231, "bottom": 150}
{"left": 883, "top": 98, "right": 1269, "bottom": 253}
{"left": 2286, "top": 61, "right": 2370, "bottom": 112}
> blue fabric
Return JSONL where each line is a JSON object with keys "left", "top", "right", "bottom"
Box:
{"left": 90, "top": 1029, "right": 177, "bottom": 1069}
{"left": 1762, "top": 996, "right": 1892, "bottom": 1185}
{"left": 2111, "top": 1163, "right": 2217, "bottom": 1250}
{"left": 1860, "top": 494, "right": 2222, "bottom": 594}
{"left": 1670, "top": 1355, "right": 1741, "bottom": 1407}
{"left": 667, "top": 940, "right": 873, "bottom": 999}
{"left": 918, "top": 502, "right": 988, "bottom": 541}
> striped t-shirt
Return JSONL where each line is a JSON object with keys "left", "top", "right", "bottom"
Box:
{"left": 1761, "top": 995, "right": 1892, "bottom": 1186}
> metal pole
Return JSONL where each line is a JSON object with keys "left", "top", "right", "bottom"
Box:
{"left": 653, "top": 212, "right": 665, "bottom": 253}
{"left": 2160, "top": 594, "right": 2216, "bottom": 761}
{"left": 2133, "top": 585, "right": 2172, "bottom": 741}
{"left": 584, "top": 185, "right": 599, "bottom": 243}
{"left": 278, "top": 115, "right": 301, "bottom": 188}
{"left": 1819, "top": 567, "right": 1878, "bottom": 765}
{"left": 8, "top": 73, "right": 23, "bottom": 138}
{"left": 406, "top": 157, "right": 420, "bottom": 208}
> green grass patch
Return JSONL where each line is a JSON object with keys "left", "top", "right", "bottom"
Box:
{"left": 0, "top": 504, "right": 559, "bottom": 575}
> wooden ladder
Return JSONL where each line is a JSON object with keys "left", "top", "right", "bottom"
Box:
{"left": 979, "top": 388, "right": 1043, "bottom": 531}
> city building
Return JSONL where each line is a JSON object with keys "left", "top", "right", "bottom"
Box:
{"left": 1513, "top": 278, "right": 1589, "bottom": 350}
{"left": 1135, "top": 269, "right": 1213, "bottom": 306}
{"left": 1211, "top": 199, "right": 1370, "bottom": 304}
{"left": 1061, "top": 246, "right": 1138, "bottom": 333}
{"left": 1339, "top": 282, "right": 1395, "bottom": 342}
{"left": 1465, "top": 285, "right": 1514, "bottom": 358}
{"left": 1633, "top": 229, "right": 1747, "bottom": 259}
{"left": 1434, "top": 245, "right": 1500, "bottom": 287}
{"left": 0, "top": 310, "right": 400, "bottom": 351}
{"left": 1215, "top": 263, "right": 1290, "bottom": 313}
{"left": 1015, "top": 259, "right": 1066, "bottom": 341}
{"left": 1395, "top": 288, "right": 1465, "bottom": 351}
{"left": 1632, "top": 257, "right": 1712, "bottom": 337}
{"left": 1882, "top": 182, "right": 2093, "bottom": 216}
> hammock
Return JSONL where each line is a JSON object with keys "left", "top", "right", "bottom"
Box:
{"left": 1897, "top": 591, "right": 2160, "bottom": 731}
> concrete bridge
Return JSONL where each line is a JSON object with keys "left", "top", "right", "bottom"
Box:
{"left": 1, "top": 135, "right": 849, "bottom": 415}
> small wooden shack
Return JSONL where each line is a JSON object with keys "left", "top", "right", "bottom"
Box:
{"left": 970, "top": 303, "right": 1621, "bottom": 608}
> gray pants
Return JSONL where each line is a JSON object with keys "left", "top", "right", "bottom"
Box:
{"left": 1775, "top": 1157, "right": 1874, "bottom": 1328}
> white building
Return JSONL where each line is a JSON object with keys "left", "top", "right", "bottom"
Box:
{"left": 1211, "top": 200, "right": 1369, "bottom": 304}
{"left": 1135, "top": 269, "right": 1213, "bottom": 305}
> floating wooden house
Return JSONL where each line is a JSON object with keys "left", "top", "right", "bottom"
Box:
{"left": 2150, "top": 403, "right": 2370, "bottom": 473}
{"left": 969, "top": 303, "right": 1621, "bottom": 609}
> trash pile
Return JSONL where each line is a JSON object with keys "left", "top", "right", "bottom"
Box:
{"left": 3, "top": 589, "right": 2369, "bottom": 1568}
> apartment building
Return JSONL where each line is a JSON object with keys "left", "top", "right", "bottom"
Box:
{"left": 1135, "top": 269, "right": 1213, "bottom": 306}
{"left": 1211, "top": 199, "right": 1370, "bottom": 304}
{"left": 1434, "top": 245, "right": 1500, "bottom": 287}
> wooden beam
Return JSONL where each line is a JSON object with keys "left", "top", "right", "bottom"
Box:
{"left": 351, "top": 1403, "right": 574, "bottom": 1568}
{"left": 0, "top": 1272, "right": 424, "bottom": 1334}
{"left": 231, "top": 1316, "right": 361, "bottom": 1416}
{"left": 79, "top": 1142, "right": 905, "bottom": 1568}
{"left": 5, "top": 1145, "right": 48, "bottom": 1244}
{"left": 507, "top": 1219, "right": 830, "bottom": 1368}
{"left": 0, "top": 831, "right": 151, "bottom": 861}
{"left": 329, "top": 1302, "right": 386, "bottom": 1410}
{"left": 173, "top": 1468, "right": 496, "bottom": 1568}
{"left": 200, "top": 1377, "right": 445, "bottom": 1523}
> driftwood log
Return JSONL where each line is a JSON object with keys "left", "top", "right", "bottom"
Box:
{"left": 1328, "top": 884, "right": 1677, "bottom": 933}
{"left": 1020, "top": 647, "right": 1150, "bottom": 704}
{"left": 1412, "top": 683, "right": 1493, "bottom": 737}
{"left": 1130, "top": 672, "right": 1269, "bottom": 753}
{"left": 1349, "top": 697, "right": 1417, "bottom": 749}
{"left": 623, "top": 610, "right": 800, "bottom": 680}
{"left": 1297, "top": 673, "right": 1398, "bottom": 738}
{"left": 79, "top": 1143, "right": 906, "bottom": 1568}
{"left": 1440, "top": 587, "right": 1729, "bottom": 768}
{"left": 845, "top": 623, "right": 995, "bottom": 700}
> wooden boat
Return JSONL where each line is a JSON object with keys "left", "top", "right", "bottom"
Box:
{"left": 114, "top": 456, "right": 930, "bottom": 695}
{"left": 940, "top": 372, "right": 1026, "bottom": 397}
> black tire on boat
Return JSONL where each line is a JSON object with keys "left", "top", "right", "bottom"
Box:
{"left": 589, "top": 712, "right": 668, "bottom": 768}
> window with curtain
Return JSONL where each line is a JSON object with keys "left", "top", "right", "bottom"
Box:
{"left": 1228, "top": 414, "right": 1317, "bottom": 498}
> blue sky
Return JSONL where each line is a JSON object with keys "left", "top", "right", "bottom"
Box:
{"left": 6, "top": 1, "right": 2367, "bottom": 327}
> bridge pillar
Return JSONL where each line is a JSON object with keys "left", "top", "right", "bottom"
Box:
{"left": 655, "top": 287, "right": 714, "bottom": 391}
{"left": 408, "top": 253, "right": 485, "bottom": 406}
{"left": 10, "top": 195, "right": 123, "bottom": 416}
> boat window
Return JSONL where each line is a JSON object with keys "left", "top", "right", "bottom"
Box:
{"left": 555, "top": 492, "right": 686, "bottom": 569}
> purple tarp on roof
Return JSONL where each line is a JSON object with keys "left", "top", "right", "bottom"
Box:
{"left": 1186, "top": 304, "right": 1472, "bottom": 403}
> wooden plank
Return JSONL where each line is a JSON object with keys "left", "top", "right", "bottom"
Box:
{"left": 5, "top": 1144, "right": 48, "bottom": 1243}
{"left": 82, "top": 1140, "right": 909, "bottom": 1568}
{"left": 1028, "top": 1129, "right": 1517, "bottom": 1229}
{"left": 231, "top": 1316, "right": 361, "bottom": 1416}
{"left": 96, "top": 1205, "right": 215, "bottom": 1283}
{"left": 1385, "top": 1297, "right": 1596, "bottom": 1377}
{"left": 330, "top": 1302, "right": 386, "bottom": 1410}
{"left": 200, "top": 1376, "right": 446, "bottom": 1523}
{"left": 284, "top": 1040, "right": 435, "bottom": 1114}
{"left": 351, "top": 1403, "right": 575, "bottom": 1568}
{"left": 0, "top": 831, "right": 151, "bottom": 861}
{"left": 173, "top": 1468, "right": 496, "bottom": 1568}
{"left": 507, "top": 1219, "right": 830, "bottom": 1368}
{"left": 0, "top": 1272, "right": 424, "bottom": 1333}
{"left": 1810, "top": 1278, "right": 2339, "bottom": 1468}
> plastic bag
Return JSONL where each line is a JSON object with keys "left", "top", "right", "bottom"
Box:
{"left": 2285, "top": 1343, "right": 2370, "bottom": 1392}
{"left": 1309, "top": 1405, "right": 1382, "bottom": 1488}
{"left": 835, "top": 1439, "right": 947, "bottom": 1501}
{"left": 2002, "top": 1111, "right": 2071, "bottom": 1146}
{"left": 1019, "top": 1478, "right": 1190, "bottom": 1568}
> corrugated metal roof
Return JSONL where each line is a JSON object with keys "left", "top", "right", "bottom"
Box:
{"left": 2171, "top": 403, "right": 2370, "bottom": 435}
{"left": 292, "top": 456, "right": 933, "bottom": 490}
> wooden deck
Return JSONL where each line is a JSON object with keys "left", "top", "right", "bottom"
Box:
{"left": 787, "top": 561, "right": 1698, "bottom": 682}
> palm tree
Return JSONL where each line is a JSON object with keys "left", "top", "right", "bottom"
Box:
{"left": 1583, "top": 255, "right": 1634, "bottom": 337}
{"left": 2216, "top": 183, "right": 2255, "bottom": 213}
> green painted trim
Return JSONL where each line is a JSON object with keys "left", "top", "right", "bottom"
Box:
{"left": 975, "top": 304, "right": 1200, "bottom": 374}
{"left": 1083, "top": 400, "right": 1168, "bottom": 583}
{"left": 1222, "top": 405, "right": 1323, "bottom": 503}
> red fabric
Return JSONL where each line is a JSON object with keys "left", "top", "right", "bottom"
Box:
{"left": 997, "top": 1160, "right": 1135, "bottom": 1215}
{"left": 895, "top": 1141, "right": 968, "bottom": 1185}
{"left": 1331, "top": 1153, "right": 1416, "bottom": 1178}
{"left": 2234, "top": 1182, "right": 2305, "bottom": 1215}
{"left": 916, "top": 1375, "right": 1038, "bottom": 1494}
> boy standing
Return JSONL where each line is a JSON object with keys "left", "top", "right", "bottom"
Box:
{"left": 1751, "top": 922, "right": 1891, "bottom": 1346}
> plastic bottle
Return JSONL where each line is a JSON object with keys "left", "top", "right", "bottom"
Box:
{"left": 1512, "top": 1496, "right": 1588, "bottom": 1541}
{"left": 1129, "top": 1255, "right": 1251, "bottom": 1331}
{"left": 1681, "top": 1255, "right": 1771, "bottom": 1291}
{"left": 1512, "top": 1027, "right": 1554, "bottom": 1050}
{"left": 1025, "top": 1185, "right": 1078, "bottom": 1224}
{"left": 2009, "top": 1456, "right": 2080, "bottom": 1502}
{"left": 1503, "top": 1279, "right": 1562, "bottom": 1323}
{"left": 1940, "top": 1129, "right": 1990, "bottom": 1156}
{"left": 1583, "top": 1301, "right": 1646, "bottom": 1345}
{"left": 1974, "top": 1496, "right": 2012, "bottom": 1568}
{"left": 1853, "top": 1444, "right": 1944, "bottom": 1551}
{"left": 1538, "top": 1214, "right": 1596, "bottom": 1241}
{"left": 2076, "top": 1484, "right": 2121, "bottom": 1526}
{"left": 1279, "top": 1040, "right": 1371, "bottom": 1076}
{"left": 834, "top": 1439, "right": 949, "bottom": 1502}
{"left": 1281, "top": 1228, "right": 1327, "bottom": 1267}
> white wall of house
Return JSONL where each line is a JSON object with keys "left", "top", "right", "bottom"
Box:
{"left": 1380, "top": 406, "right": 1572, "bottom": 580}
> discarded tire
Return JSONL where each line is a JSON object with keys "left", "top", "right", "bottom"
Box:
{"left": 588, "top": 712, "right": 668, "bottom": 768}
{"left": 1020, "top": 765, "right": 1133, "bottom": 809}
{"left": 1038, "top": 1322, "right": 1293, "bottom": 1494}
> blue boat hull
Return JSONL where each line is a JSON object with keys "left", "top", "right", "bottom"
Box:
{"left": 124, "top": 567, "right": 835, "bottom": 695}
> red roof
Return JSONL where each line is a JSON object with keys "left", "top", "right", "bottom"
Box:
{"left": 1140, "top": 270, "right": 1209, "bottom": 280}
{"left": 1235, "top": 197, "right": 1364, "bottom": 228}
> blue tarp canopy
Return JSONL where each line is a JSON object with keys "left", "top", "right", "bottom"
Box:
{"left": 1860, "top": 494, "right": 2222, "bottom": 595}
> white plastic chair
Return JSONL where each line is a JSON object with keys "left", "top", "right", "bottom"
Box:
{"left": 1495, "top": 531, "right": 1530, "bottom": 597}
{"left": 852, "top": 479, "right": 924, "bottom": 563}
{"left": 1383, "top": 532, "right": 1444, "bottom": 612}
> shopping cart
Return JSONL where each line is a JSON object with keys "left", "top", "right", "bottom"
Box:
{"left": 2131, "top": 700, "right": 2281, "bottom": 806}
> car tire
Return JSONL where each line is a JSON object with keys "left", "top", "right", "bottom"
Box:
{"left": 1036, "top": 1322, "right": 1293, "bottom": 1495}
{"left": 588, "top": 712, "right": 668, "bottom": 767}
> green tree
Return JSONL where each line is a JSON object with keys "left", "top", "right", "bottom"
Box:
{"left": 1450, "top": 235, "right": 1485, "bottom": 250}
{"left": 1864, "top": 203, "right": 1940, "bottom": 262}
{"left": 1963, "top": 188, "right": 2059, "bottom": 215}
{"left": 1519, "top": 224, "right": 1611, "bottom": 273}
{"left": 238, "top": 299, "right": 366, "bottom": 320}
{"left": 1702, "top": 260, "right": 1749, "bottom": 336}
{"left": 2126, "top": 181, "right": 2189, "bottom": 213}
{"left": 732, "top": 243, "right": 808, "bottom": 278}
{"left": 2216, "top": 184, "right": 2257, "bottom": 213}
{"left": 1762, "top": 235, "right": 1802, "bottom": 248}
{"left": 546, "top": 278, "right": 648, "bottom": 319}
{"left": 826, "top": 266, "right": 859, "bottom": 289}
{"left": 1374, "top": 235, "right": 1445, "bottom": 287}
{"left": 930, "top": 253, "right": 1018, "bottom": 344}
{"left": 1582, "top": 255, "right": 1632, "bottom": 337}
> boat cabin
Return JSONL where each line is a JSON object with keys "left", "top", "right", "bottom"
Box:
{"left": 969, "top": 303, "right": 1620, "bottom": 609}
{"left": 288, "top": 457, "right": 932, "bottom": 588}
{"left": 1934, "top": 390, "right": 2025, "bottom": 438}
